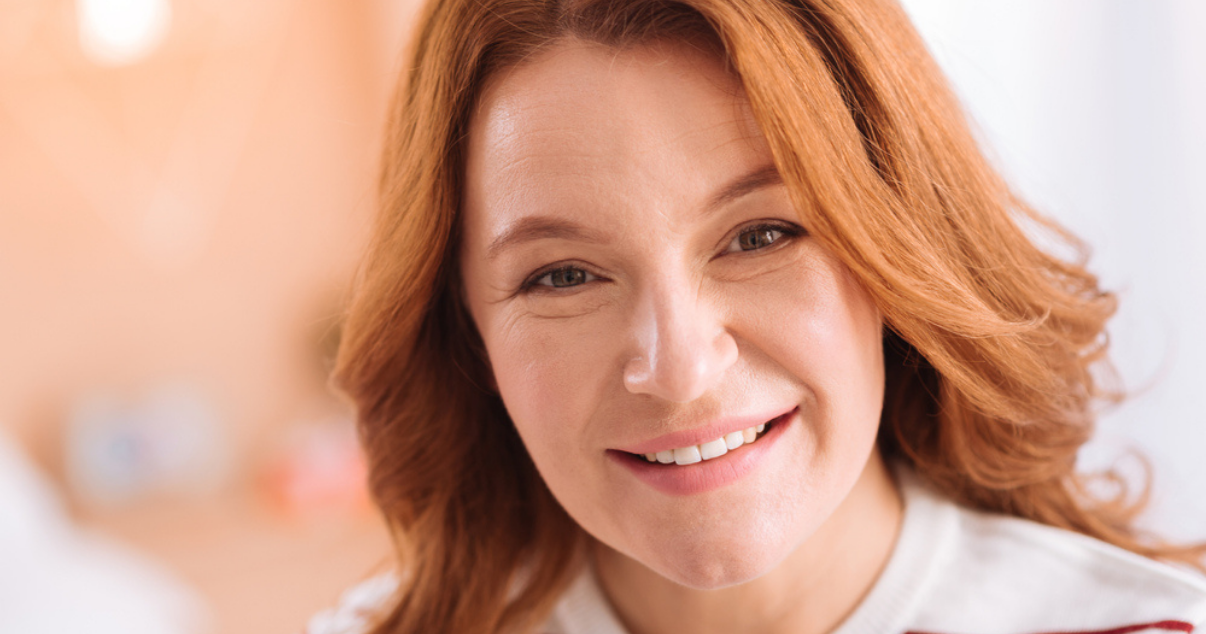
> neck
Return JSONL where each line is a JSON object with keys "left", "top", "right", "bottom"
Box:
{"left": 592, "top": 452, "right": 902, "bottom": 634}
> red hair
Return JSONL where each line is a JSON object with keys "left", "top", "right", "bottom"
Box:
{"left": 334, "top": 1, "right": 1205, "bottom": 632}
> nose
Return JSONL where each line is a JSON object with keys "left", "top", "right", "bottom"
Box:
{"left": 622, "top": 280, "right": 738, "bottom": 403}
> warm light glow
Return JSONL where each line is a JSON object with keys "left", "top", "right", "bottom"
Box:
{"left": 77, "top": 0, "right": 172, "bottom": 66}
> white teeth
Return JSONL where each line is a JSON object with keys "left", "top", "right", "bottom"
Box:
{"left": 699, "top": 438, "right": 728, "bottom": 460}
{"left": 724, "top": 431, "right": 744, "bottom": 450}
{"left": 673, "top": 445, "right": 702, "bottom": 465}
{"left": 645, "top": 423, "right": 771, "bottom": 466}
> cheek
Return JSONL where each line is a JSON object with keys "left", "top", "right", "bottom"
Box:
{"left": 729, "top": 252, "right": 885, "bottom": 456}
{"left": 485, "top": 314, "right": 630, "bottom": 540}
{"left": 485, "top": 310, "right": 619, "bottom": 456}
{"left": 740, "top": 256, "right": 882, "bottom": 380}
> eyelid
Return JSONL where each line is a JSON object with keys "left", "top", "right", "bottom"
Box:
{"left": 722, "top": 220, "right": 806, "bottom": 254}
{"left": 519, "top": 262, "right": 601, "bottom": 293}
{"left": 515, "top": 220, "right": 804, "bottom": 294}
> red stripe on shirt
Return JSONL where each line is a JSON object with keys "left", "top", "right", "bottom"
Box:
{"left": 906, "top": 621, "right": 1194, "bottom": 634}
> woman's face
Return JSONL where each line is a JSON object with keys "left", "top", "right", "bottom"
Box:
{"left": 460, "top": 39, "right": 887, "bottom": 589}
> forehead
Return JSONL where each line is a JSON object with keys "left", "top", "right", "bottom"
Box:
{"left": 473, "top": 38, "right": 749, "bottom": 144}
{"left": 462, "top": 39, "right": 773, "bottom": 236}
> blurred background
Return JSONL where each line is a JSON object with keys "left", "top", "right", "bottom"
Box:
{"left": 0, "top": 1, "right": 1202, "bottom": 633}
{"left": 0, "top": 1, "right": 420, "bottom": 632}
{"left": 904, "top": 0, "right": 1206, "bottom": 541}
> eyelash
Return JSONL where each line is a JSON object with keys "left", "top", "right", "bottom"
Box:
{"left": 520, "top": 264, "right": 601, "bottom": 292}
{"left": 518, "top": 220, "right": 805, "bottom": 293}
{"left": 725, "top": 221, "right": 805, "bottom": 253}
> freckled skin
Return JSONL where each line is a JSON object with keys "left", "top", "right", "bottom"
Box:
{"left": 460, "top": 40, "right": 902, "bottom": 634}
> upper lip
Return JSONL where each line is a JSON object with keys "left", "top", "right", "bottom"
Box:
{"left": 613, "top": 406, "right": 796, "bottom": 455}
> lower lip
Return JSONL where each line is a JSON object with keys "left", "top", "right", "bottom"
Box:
{"left": 607, "top": 407, "right": 797, "bottom": 496}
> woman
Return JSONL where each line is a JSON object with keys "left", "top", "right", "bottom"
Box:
{"left": 315, "top": 1, "right": 1206, "bottom": 633}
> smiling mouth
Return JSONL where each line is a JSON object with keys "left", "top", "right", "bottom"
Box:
{"left": 627, "top": 413, "right": 786, "bottom": 466}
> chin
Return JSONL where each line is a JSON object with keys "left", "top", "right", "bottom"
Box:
{"left": 642, "top": 535, "right": 786, "bottom": 590}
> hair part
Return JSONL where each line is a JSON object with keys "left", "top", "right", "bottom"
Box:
{"left": 335, "top": 1, "right": 1205, "bottom": 632}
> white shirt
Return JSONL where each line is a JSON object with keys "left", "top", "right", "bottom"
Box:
{"left": 310, "top": 472, "right": 1206, "bottom": 634}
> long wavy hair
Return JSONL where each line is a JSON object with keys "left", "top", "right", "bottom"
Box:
{"left": 333, "top": 0, "right": 1204, "bottom": 632}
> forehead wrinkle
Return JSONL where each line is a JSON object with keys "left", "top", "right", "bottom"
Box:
{"left": 481, "top": 134, "right": 626, "bottom": 209}
{"left": 647, "top": 115, "right": 762, "bottom": 162}
{"left": 483, "top": 95, "right": 628, "bottom": 164}
{"left": 488, "top": 157, "right": 627, "bottom": 214}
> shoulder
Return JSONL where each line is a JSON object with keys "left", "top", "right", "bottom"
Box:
{"left": 909, "top": 492, "right": 1206, "bottom": 634}
{"left": 303, "top": 573, "right": 398, "bottom": 634}
{"left": 302, "top": 567, "right": 623, "bottom": 634}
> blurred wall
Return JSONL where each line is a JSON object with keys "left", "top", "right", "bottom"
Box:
{"left": 0, "top": 0, "right": 417, "bottom": 482}
{"left": 902, "top": 0, "right": 1206, "bottom": 538}
{"left": 0, "top": 2, "right": 421, "bottom": 632}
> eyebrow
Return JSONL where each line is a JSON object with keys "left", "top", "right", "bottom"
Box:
{"left": 486, "top": 215, "right": 607, "bottom": 261}
{"left": 484, "top": 163, "right": 784, "bottom": 260}
{"left": 705, "top": 163, "right": 783, "bottom": 213}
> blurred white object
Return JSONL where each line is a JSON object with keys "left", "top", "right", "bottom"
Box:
{"left": 0, "top": 430, "right": 211, "bottom": 634}
{"left": 65, "top": 384, "right": 230, "bottom": 507}
{"left": 77, "top": 0, "right": 172, "bottom": 66}
{"left": 305, "top": 573, "right": 397, "bottom": 634}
